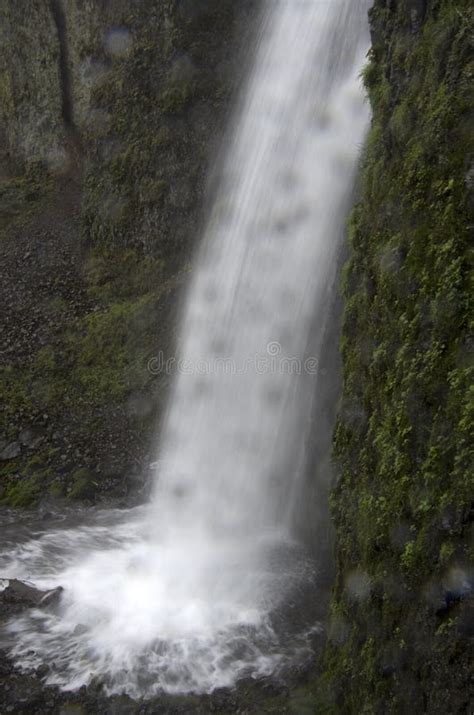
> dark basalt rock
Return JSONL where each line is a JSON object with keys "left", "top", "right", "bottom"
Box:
{"left": 18, "top": 427, "right": 46, "bottom": 450}
{"left": 0, "top": 578, "right": 63, "bottom": 615}
{"left": 0, "top": 443, "right": 21, "bottom": 461}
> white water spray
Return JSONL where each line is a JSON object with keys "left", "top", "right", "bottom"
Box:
{"left": 0, "top": 0, "right": 370, "bottom": 697}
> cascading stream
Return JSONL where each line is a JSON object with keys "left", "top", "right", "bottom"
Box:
{"left": 0, "top": 0, "right": 370, "bottom": 698}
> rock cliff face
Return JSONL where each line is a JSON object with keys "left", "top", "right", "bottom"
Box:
{"left": 0, "top": 0, "right": 256, "bottom": 505}
{"left": 320, "top": 0, "right": 473, "bottom": 711}
{"left": 1, "top": 1, "right": 472, "bottom": 710}
{"left": 0, "top": 2, "right": 67, "bottom": 174}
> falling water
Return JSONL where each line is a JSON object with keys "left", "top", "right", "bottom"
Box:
{"left": 0, "top": 0, "right": 370, "bottom": 698}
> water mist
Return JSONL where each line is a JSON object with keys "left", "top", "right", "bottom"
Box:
{"left": 0, "top": 0, "right": 371, "bottom": 698}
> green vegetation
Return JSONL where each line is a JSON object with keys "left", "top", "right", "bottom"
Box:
{"left": 81, "top": 0, "right": 244, "bottom": 259}
{"left": 0, "top": 239, "right": 182, "bottom": 506}
{"left": 321, "top": 0, "right": 473, "bottom": 711}
{"left": 0, "top": 167, "right": 53, "bottom": 237}
{"left": 0, "top": 0, "right": 251, "bottom": 508}
{"left": 69, "top": 467, "right": 96, "bottom": 500}
{"left": 2, "top": 452, "right": 54, "bottom": 507}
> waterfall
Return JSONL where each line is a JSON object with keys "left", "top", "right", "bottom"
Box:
{"left": 0, "top": 0, "right": 370, "bottom": 698}
{"left": 153, "top": 0, "right": 371, "bottom": 537}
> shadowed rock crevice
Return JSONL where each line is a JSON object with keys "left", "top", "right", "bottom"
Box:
{"left": 50, "top": 0, "right": 74, "bottom": 130}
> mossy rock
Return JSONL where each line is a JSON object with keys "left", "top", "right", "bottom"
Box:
{"left": 69, "top": 468, "right": 96, "bottom": 500}
{"left": 323, "top": 0, "right": 474, "bottom": 710}
{"left": 48, "top": 479, "right": 65, "bottom": 499}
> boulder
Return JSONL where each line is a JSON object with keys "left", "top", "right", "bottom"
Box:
{"left": 19, "top": 427, "right": 45, "bottom": 450}
{"left": 0, "top": 443, "right": 21, "bottom": 461}
{"left": 0, "top": 579, "right": 63, "bottom": 612}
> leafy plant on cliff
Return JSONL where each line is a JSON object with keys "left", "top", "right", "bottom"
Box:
{"left": 322, "top": 1, "right": 473, "bottom": 712}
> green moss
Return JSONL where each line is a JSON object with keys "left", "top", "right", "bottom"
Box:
{"left": 67, "top": 295, "right": 155, "bottom": 402}
{"left": 159, "top": 80, "right": 194, "bottom": 114}
{"left": 48, "top": 479, "right": 65, "bottom": 498}
{"left": 324, "top": 0, "right": 473, "bottom": 710}
{"left": 439, "top": 541, "right": 455, "bottom": 564}
{"left": 4, "top": 477, "right": 42, "bottom": 507}
{"left": 0, "top": 366, "right": 33, "bottom": 434}
{"left": 0, "top": 168, "right": 54, "bottom": 237}
{"left": 1, "top": 452, "right": 54, "bottom": 507}
{"left": 69, "top": 467, "right": 96, "bottom": 500}
{"left": 78, "top": 0, "right": 248, "bottom": 258}
{"left": 139, "top": 178, "right": 168, "bottom": 205}
{"left": 83, "top": 246, "right": 165, "bottom": 302}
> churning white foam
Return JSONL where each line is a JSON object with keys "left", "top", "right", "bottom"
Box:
{"left": 1, "top": 508, "right": 315, "bottom": 696}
